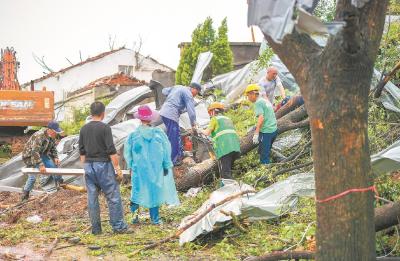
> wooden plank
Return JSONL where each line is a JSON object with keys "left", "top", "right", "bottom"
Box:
{"left": 0, "top": 185, "right": 45, "bottom": 195}
{"left": 22, "top": 168, "right": 130, "bottom": 176}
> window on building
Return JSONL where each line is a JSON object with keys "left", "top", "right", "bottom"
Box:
{"left": 118, "top": 65, "right": 133, "bottom": 75}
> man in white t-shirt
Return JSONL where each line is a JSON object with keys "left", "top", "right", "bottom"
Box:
{"left": 258, "top": 66, "right": 286, "bottom": 104}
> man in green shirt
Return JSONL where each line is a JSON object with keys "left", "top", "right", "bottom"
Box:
{"left": 202, "top": 102, "right": 241, "bottom": 179}
{"left": 245, "top": 84, "right": 278, "bottom": 164}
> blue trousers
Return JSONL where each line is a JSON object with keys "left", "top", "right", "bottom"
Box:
{"left": 23, "top": 155, "right": 63, "bottom": 192}
{"left": 130, "top": 202, "right": 160, "bottom": 224}
{"left": 258, "top": 131, "right": 278, "bottom": 164}
{"left": 84, "top": 161, "right": 128, "bottom": 234}
{"left": 161, "top": 116, "right": 182, "bottom": 165}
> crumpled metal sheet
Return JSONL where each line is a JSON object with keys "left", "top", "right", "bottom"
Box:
{"left": 248, "top": 0, "right": 328, "bottom": 43}
{"left": 179, "top": 180, "right": 254, "bottom": 245}
{"left": 207, "top": 55, "right": 299, "bottom": 104}
{"left": 178, "top": 173, "right": 315, "bottom": 245}
{"left": 101, "top": 86, "right": 152, "bottom": 124}
{"left": 371, "top": 140, "right": 400, "bottom": 176}
{"left": 247, "top": 0, "right": 298, "bottom": 43}
{"left": 191, "top": 51, "right": 213, "bottom": 85}
{"left": 296, "top": 7, "right": 328, "bottom": 35}
{"left": 242, "top": 173, "right": 315, "bottom": 220}
{"left": 179, "top": 101, "right": 211, "bottom": 129}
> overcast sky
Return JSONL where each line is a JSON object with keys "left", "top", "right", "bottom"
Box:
{"left": 0, "top": 0, "right": 263, "bottom": 83}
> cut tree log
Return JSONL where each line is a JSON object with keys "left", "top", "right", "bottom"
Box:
{"left": 175, "top": 104, "right": 309, "bottom": 191}
{"left": 60, "top": 184, "right": 87, "bottom": 193}
{"left": 245, "top": 250, "right": 315, "bottom": 261}
{"left": 375, "top": 201, "right": 400, "bottom": 232}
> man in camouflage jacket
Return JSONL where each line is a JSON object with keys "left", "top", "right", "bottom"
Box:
{"left": 21, "top": 120, "right": 64, "bottom": 201}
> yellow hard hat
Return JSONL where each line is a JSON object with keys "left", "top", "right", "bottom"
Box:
{"left": 244, "top": 84, "right": 261, "bottom": 95}
{"left": 208, "top": 102, "right": 225, "bottom": 111}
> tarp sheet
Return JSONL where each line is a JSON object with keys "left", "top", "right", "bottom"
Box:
{"left": 191, "top": 51, "right": 213, "bottom": 85}
{"left": 208, "top": 54, "right": 299, "bottom": 104}
{"left": 371, "top": 140, "right": 400, "bottom": 176}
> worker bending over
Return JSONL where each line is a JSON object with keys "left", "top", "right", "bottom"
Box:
{"left": 245, "top": 84, "right": 278, "bottom": 164}
{"left": 202, "top": 102, "right": 241, "bottom": 180}
{"left": 21, "top": 120, "right": 64, "bottom": 201}
{"left": 159, "top": 82, "right": 201, "bottom": 166}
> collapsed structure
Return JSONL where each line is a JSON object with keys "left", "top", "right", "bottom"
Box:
{"left": 1, "top": 40, "right": 400, "bottom": 245}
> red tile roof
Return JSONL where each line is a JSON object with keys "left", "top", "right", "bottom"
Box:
{"left": 67, "top": 72, "right": 145, "bottom": 97}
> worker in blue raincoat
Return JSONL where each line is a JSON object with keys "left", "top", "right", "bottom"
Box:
{"left": 124, "top": 105, "right": 180, "bottom": 225}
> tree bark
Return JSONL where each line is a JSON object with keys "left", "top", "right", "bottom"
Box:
{"left": 175, "top": 105, "right": 309, "bottom": 191}
{"left": 375, "top": 201, "right": 400, "bottom": 232}
{"left": 263, "top": 0, "right": 388, "bottom": 259}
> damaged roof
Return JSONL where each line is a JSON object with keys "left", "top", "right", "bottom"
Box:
{"left": 21, "top": 47, "right": 174, "bottom": 88}
{"left": 67, "top": 72, "right": 145, "bottom": 97}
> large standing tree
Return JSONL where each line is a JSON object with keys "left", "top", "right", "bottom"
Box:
{"left": 262, "top": 0, "right": 388, "bottom": 259}
{"left": 175, "top": 17, "right": 234, "bottom": 85}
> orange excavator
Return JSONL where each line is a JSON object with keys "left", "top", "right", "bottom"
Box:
{"left": 0, "top": 47, "right": 54, "bottom": 155}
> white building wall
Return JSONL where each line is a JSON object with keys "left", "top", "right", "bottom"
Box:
{"left": 27, "top": 49, "right": 172, "bottom": 103}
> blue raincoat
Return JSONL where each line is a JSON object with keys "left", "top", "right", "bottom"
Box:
{"left": 124, "top": 125, "right": 180, "bottom": 208}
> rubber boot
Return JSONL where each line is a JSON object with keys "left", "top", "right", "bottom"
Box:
{"left": 21, "top": 190, "right": 30, "bottom": 202}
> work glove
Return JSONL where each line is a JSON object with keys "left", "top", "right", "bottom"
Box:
{"left": 252, "top": 133, "right": 259, "bottom": 145}
{"left": 115, "top": 168, "right": 123, "bottom": 183}
{"left": 163, "top": 168, "right": 169, "bottom": 176}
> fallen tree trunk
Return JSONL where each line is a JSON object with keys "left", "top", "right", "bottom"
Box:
{"left": 246, "top": 250, "right": 315, "bottom": 261}
{"left": 375, "top": 201, "right": 400, "bottom": 232}
{"left": 175, "top": 104, "right": 309, "bottom": 191}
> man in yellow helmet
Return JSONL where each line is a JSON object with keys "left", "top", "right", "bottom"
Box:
{"left": 202, "top": 102, "right": 241, "bottom": 180}
{"left": 244, "top": 84, "right": 278, "bottom": 164}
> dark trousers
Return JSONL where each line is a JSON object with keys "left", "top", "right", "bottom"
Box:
{"left": 161, "top": 116, "right": 182, "bottom": 165}
{"left": 258, "top": 130, "right": 278, "bottom": 164}
{"left": 218, "top": 151, "right": 240, "bottom": 179}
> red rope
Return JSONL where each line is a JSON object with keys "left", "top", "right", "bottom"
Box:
{"left": 316, "top": 185, "right": 378, "bottom": 203}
